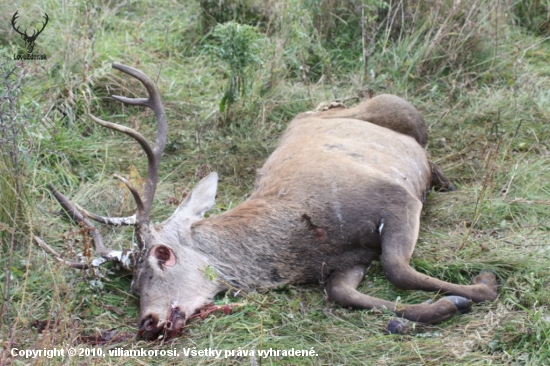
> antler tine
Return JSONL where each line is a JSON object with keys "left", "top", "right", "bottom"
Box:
{"left": 108, "top": 63, "right": 168, "bottom": 223}
{"left": 112, "top": 174, "right": 145, "bottom": 213}
{"left": 87, "top": 112, "right": 154, "bottom": 222}
{"left": 88, "top": 114, "right": 155, "bottom": 168}
{"left": 48, "top": 184, "right": 109, "bottom": 256}
{"left": 74, "top": 203, "right": 136, "bottom": 226}
{"left": 33, "top": 235, "right": 89, "bottom": 269}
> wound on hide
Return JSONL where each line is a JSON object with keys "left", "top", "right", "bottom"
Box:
{"left": 302, "top": 214, "right": 327, "bottom": 241}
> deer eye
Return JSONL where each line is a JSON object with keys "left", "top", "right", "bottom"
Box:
{"left": 150, "top": 245, "right": 176, "bottom": 267}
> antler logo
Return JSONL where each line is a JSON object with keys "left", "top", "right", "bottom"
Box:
{"left": 11, "top": 10, "right": 49, "bottom": 54}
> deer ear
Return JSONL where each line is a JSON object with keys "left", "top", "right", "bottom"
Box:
{"left": 169, "top": 172, "right": 218, "bottom": 225}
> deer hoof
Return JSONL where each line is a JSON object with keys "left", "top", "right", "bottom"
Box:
{"left": 443, "top": 295, "right": 472, "bottom": 314}
{"left": 385, "top": 319, "right": 410, "bottom": 335}
{"left": 474, "top": 270, "right": 497, "bottom": 286}
{"left": 472, "top": 270, "right": 498, "bottom": 302}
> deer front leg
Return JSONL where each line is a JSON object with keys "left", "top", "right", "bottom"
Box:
{"left": 326, "top": 265, "right": 472, "bottom": 325}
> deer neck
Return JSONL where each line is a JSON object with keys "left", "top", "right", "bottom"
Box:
{"left": 190, "top": 198, "right": 304, "bottom": 292}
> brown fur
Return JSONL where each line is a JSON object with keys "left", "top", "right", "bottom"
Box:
{"left": 296, "top": 94, "right": 429, "bottom": 146}
{"left": 131, "top": 94, "right": 496, "bottom": 340}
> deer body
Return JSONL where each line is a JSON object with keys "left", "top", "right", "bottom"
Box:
{"left": 202, "top": 116, "right": 430, "bottom": 289}
{"left": 41, "top": 65, "right": 498, "bottom": 341}
{"left": 135, "top": 98, "right": 496, "bottom": 340}
{"left": 238, "top": 94, "right": 433, "bottom": 284}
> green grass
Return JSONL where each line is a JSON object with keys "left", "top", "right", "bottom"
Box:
{"left": 1, "top": 0, "right": 549, "bottom": 365}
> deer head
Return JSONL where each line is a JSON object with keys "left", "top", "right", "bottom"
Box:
{"left": 11, "top": 11, "right": 49, "bottom": 54}
{"left": 35, "top": 63, "right": 225, "bottom": 340}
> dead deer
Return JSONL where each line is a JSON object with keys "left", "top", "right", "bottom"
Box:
{"left": 36, "top": 64, "right": 498, "bottom": 340}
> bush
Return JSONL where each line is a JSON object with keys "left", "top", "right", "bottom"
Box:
{"left": 208, "top": 21, "right": 267, "bottom": 113}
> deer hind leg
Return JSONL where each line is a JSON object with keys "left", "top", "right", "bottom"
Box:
{"left": 380, "top": 198, "right": 498, "bottom": 305}
{"left": 430, "top": 161, "right": 456, "bottom": 191}
{"left": 326, "top": 264, "right": 472, "bottom": 324}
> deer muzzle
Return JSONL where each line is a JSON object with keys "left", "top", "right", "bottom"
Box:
{"left": 138, "top": 307, "right": 186, "bottom": 341}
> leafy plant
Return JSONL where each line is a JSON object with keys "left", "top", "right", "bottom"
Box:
{"left": 199, "top": 0, "right": 272, "bottom": 31}
{"left": 208, "top": 21, "right": 266, "bottom": 113}
{"left": 0, "top": 58, "right": 31, "bottom": 349}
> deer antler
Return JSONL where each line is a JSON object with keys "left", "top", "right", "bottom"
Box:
{"left": 33, "top": 185, "right": 135, "bottom": 270}
{"left": 89, "top": 63, "right": 167, "bottom": 224}
{"left": 35, "top": 63, "right": 168, "bottom": 268}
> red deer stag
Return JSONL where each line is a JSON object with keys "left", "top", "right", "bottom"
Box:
{"left": 36, "top": 63, "right": 498, "bottom": 340}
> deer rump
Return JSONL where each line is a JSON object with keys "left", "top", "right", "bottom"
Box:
{"left": 38, "top": 64, "right": 497, "bottom": 341}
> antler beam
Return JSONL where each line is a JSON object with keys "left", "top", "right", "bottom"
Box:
{"left": 34, "top": 184, "right": 134, "bottom": 270}
{"left": 36, "top": 63, "right": 168, "bottom": 268}
{"left": 88, "top": 63, "right": 167, "bottom": 224}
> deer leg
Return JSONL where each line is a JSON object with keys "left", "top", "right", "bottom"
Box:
{"left": 326, "top": 264, "right": 472, "bottom": 324}
{"left": 430, "top": 161, "right": 456, "bottom": 191}
{"left": 380, "top": 199, "right": 498, "bottom": 304}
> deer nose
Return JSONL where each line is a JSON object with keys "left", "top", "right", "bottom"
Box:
{"left": 138, "top": 307, "right": 187, "bottom": 341}
{"left": 138, "top": 313, "right": 163, "bottom": 341}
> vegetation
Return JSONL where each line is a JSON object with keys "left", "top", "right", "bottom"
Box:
{"left": 209, "top": 21, "right": 266, "bottom": 113}
{"left": 1, "top": 0, "right": 549, "bottom": 364}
